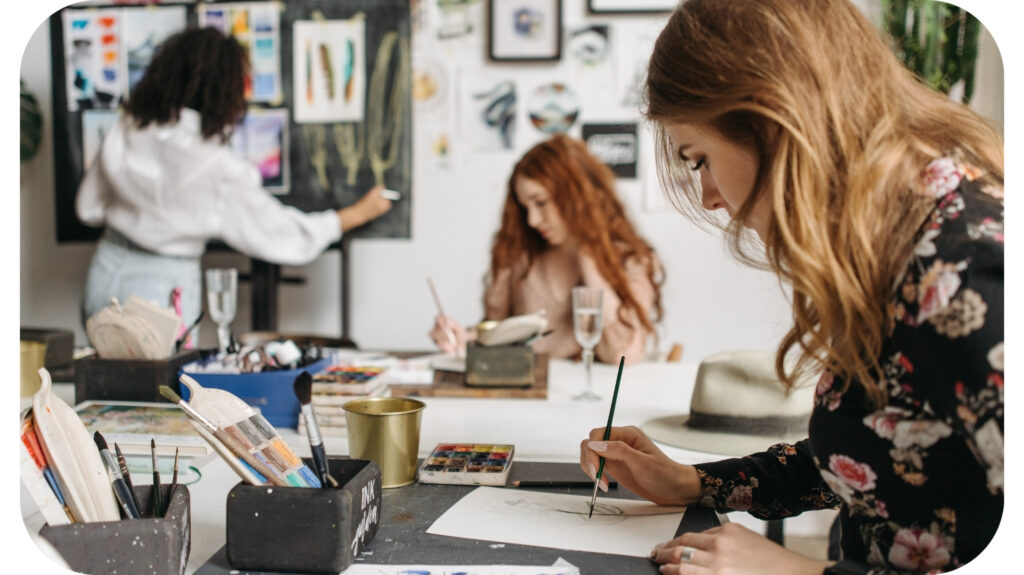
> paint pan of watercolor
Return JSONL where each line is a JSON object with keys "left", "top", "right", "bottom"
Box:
{"left": 418, "top": 443, "right": 515, "bottom": 486}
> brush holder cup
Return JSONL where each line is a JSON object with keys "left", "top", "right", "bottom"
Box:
{"left": 38, "top": 484, "right": 191, "bottom": 575}
{"left": 225, "top": 457, "right": 382, "bottom": 573}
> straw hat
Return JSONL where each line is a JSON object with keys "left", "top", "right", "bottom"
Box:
{"left": 642, "top": 350, "right": 815, "bottom": 457}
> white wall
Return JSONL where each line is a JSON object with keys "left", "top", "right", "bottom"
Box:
{"left": 18, "top": 0, "right": 1002, "bottom": 366}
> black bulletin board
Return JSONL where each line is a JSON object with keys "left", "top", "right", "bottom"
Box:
{"left": 50, "top": 0, "right": 412, "bottom": 244}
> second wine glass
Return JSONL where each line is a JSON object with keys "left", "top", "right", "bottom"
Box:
{"left": 205, "top": 268, "right": 238, "bottom": 354}
{"left": 572, "top": 286, "right": 604, "bottom": 401}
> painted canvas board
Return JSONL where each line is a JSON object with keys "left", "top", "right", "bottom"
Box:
{"left": 199, "top": 2, "right": 282, "bottom": 102}
{"left": 293, "top": 19, "right": 367, "bottom": 123}
{"left": 122, "top": 6, "right": 187, "bottom": 95}
{"left": 460, "top": 71, "right": 517, "bottom": 152}
{"left": 63, "top": 8, "right": 124, "bottom": 111}
{"left": 427, "top": 486, "right": 686, "bottom": 557}
{"left": 82, "top": 109, "right": 120, "bottom": 169}
{"left": 582, "top": 123, "right": 638, "bottom": 179}
{"left": 233, "top": 107, "right": 290, "bottom": 194}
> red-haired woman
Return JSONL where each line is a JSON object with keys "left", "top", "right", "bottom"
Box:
{"left": 430, "top": 134, "right": 664, "bottom": 364}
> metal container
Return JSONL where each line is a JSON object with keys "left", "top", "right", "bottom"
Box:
{"left": 20, "top": 341, "right": 47, "bottom": 397}
{"left": 343, "top": 397, "right": 426, "bottom": 488}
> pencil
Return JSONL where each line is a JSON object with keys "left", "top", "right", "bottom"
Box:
{"left": 426, "top": 276, "right": 461, "bottom": 357}
{"left": 589, "top": 355, "right": 625, "bottom": 519}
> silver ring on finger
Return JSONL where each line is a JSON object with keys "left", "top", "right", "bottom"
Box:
{"left": 679, "top": 546, "right": 697, "bottom": 562}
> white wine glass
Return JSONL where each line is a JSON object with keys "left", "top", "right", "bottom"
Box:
{"left": 205, "top": 268, "right": 238, "bottom": 354}
{"left": 572, "top": 286, "right": 604, "bottom": 402}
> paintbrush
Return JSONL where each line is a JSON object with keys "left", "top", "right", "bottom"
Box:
{"left": 294, "top": 371, "right": 337, "bottom": 488}
{"left": 114, "top": 442, "right": 141, "bottom": 514}
{"left": 159, "top": 385, "right": 287, "bottom": 487}
{"left": 168, "top": 447, "right": 179, "bottom": 516}
{"left": 151, "top": 439, "right": 162, "bottom": 517}
{"left": 177, "top": 374, "right": 319, "bottom": 487}
{"left": 589, "top": 356, "right": 625, "bottom": 519}
{"left": 94, "top": 432, "right": 141, "bottom": 519}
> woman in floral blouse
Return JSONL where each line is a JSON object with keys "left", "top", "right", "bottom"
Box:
{"left": 579, "top": 1, "right": 1003, "bottom": 574}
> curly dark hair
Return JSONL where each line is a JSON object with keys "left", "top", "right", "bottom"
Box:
{"left": 124, "top": 27, "right": 249, "bottom": 142}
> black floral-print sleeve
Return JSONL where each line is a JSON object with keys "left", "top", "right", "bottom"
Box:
{"left": 692, "top": 439, "right": 841, "bottom": 520}
{"left": 902, "top": 204, "right": 1004, "bottom": 496}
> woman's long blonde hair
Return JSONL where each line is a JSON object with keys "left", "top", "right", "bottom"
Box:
{"left": 489, "top": 134, "right": 664, "bottom": 334}
{"left": 645, "top": 0, "right": 1003, "bottom": 405}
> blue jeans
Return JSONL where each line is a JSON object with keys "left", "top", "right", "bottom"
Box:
{"left": 81, "top": 229, "right": 202, "bottom": 337}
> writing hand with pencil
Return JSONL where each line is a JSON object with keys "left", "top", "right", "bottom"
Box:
{"left": 429, "top": 315, "right": 469, "bottom": 357}
{"left": 580, "top": 425, "right": 701, "bottom": 508}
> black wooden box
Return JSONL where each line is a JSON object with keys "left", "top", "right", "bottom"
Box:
{"left": 39, "top": 484, "right": 191, "bottom": 575}
{"left": 74, "top": 349, "right": 201, "bottom": 404}
{"left": 226, "top": 458, "right": 382, "bottom": 573}
{"left": 465, "top": 342, "right": 535, "bottom": 387}
{"left": 20, "top": 327, "right": 75, "bottom": 369}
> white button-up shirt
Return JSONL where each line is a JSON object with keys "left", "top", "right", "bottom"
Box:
{"left": 76, "top": 108, "right": 341, "bottom": 265}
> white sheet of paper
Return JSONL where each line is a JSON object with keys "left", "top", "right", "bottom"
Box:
{"left": 426, "top": 487, "right": 686, "bottom": 558}
{"left": 341, "top": 563, "right": 578, "bottom": 575}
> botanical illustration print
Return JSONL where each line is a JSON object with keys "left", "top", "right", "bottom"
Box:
{"left": 694, "top": 155, "right": 1003, "bottom": 574}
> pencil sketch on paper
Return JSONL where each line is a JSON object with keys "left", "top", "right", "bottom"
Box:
{"left": 481, "top": 494, "right": 629, "bottom": 526}
{"left": 427, "top": 487, "right": 686, "bottom": 558}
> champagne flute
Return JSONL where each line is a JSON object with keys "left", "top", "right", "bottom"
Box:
{"left": 205, "top": 268, "right": 238, "bottom": 354}
{"left": 572, "top": 286, "right": 604, "bottom": 401}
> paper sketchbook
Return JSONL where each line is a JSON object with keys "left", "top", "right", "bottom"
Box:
{"left": 75, "top": 400, "right": 211, "bottom": 457}
{"left": 427, "top": 487, "right": 685, "bottom": 558}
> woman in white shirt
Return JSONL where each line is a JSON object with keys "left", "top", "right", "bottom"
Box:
{"left": 77, "top": 27, "right": 391, "bottom": 329}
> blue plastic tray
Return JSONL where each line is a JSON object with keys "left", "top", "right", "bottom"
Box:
{"left": 180, "top": 357, "right": 331, "bottom": 428}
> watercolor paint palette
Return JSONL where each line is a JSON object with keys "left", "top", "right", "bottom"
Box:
{"left": 418, "top": 443, "right": 515, "bottom": 486}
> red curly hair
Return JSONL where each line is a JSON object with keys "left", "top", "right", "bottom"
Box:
{"left": 488, "top": 134, "right": 664, "bottom": 334}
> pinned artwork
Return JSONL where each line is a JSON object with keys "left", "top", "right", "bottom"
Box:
{"left": 435, "top": 0, "right": 484, "bottom": 42}
{"left": 567, "top": 25, "right": 609, "bottom": 67}
{"left": 615, "top": 21, "right": 665, "bottom": 108}
{"left": 488, "top": 0, "right": 562, "bottom": 62}
{"left": 199, "top": 2, "right": 282, "bottom": 103}
{"left": 460, "top": 72, "right": 517, "bottom": 152}
{"left": 292, "top": 19, "right": 367, "bottom": 124}
{"left": 527, "top": 83, "right": 579, "bottom": 134}
{"left": 82, "top": 109, "right": 120, "bottom": 169}
{"left": 63, "top": 9, "right": 124, "bottom": 111}
{"left": 582, "top": 123, "right": 638, "bottom": 179}
{"left": 232, "top": 108, "right": 290, "bottom": 194}
{"left": 123, "top": 6, "right": 187, "bottom": 95}
{"left": 413, "top": 58, "right": 449, "bottom": 115}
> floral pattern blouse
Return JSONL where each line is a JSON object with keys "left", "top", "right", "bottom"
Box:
{"left": 692, "top": 157, "right": 1004, "bottom": 574}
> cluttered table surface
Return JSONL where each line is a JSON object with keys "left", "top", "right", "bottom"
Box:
{"left": 30, "top": 356, "right": 728, "bottom": 574}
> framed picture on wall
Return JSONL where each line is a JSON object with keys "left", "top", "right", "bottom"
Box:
{"left": 488, "top": 0, "right": 562, "bottom": 62}
{"left": 587, "top": 0, "right": 676, "bottom": 15}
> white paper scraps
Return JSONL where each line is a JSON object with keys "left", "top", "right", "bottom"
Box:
{"left": 426, "top": 487, "right": 686, "bottom": 558}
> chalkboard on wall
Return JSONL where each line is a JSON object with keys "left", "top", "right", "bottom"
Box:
{"left": 50, "top": 0, "right": 412, "bottom": 244}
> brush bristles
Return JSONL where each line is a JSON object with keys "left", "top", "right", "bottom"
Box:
{"left": 93, "top": 431, "right": 108, "bottom": 452}
{"left": 293, "top": 371, "right": 313, "bottom": 405}
{"left": 159, "top": 385, "right": 182, "bottom": 403}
